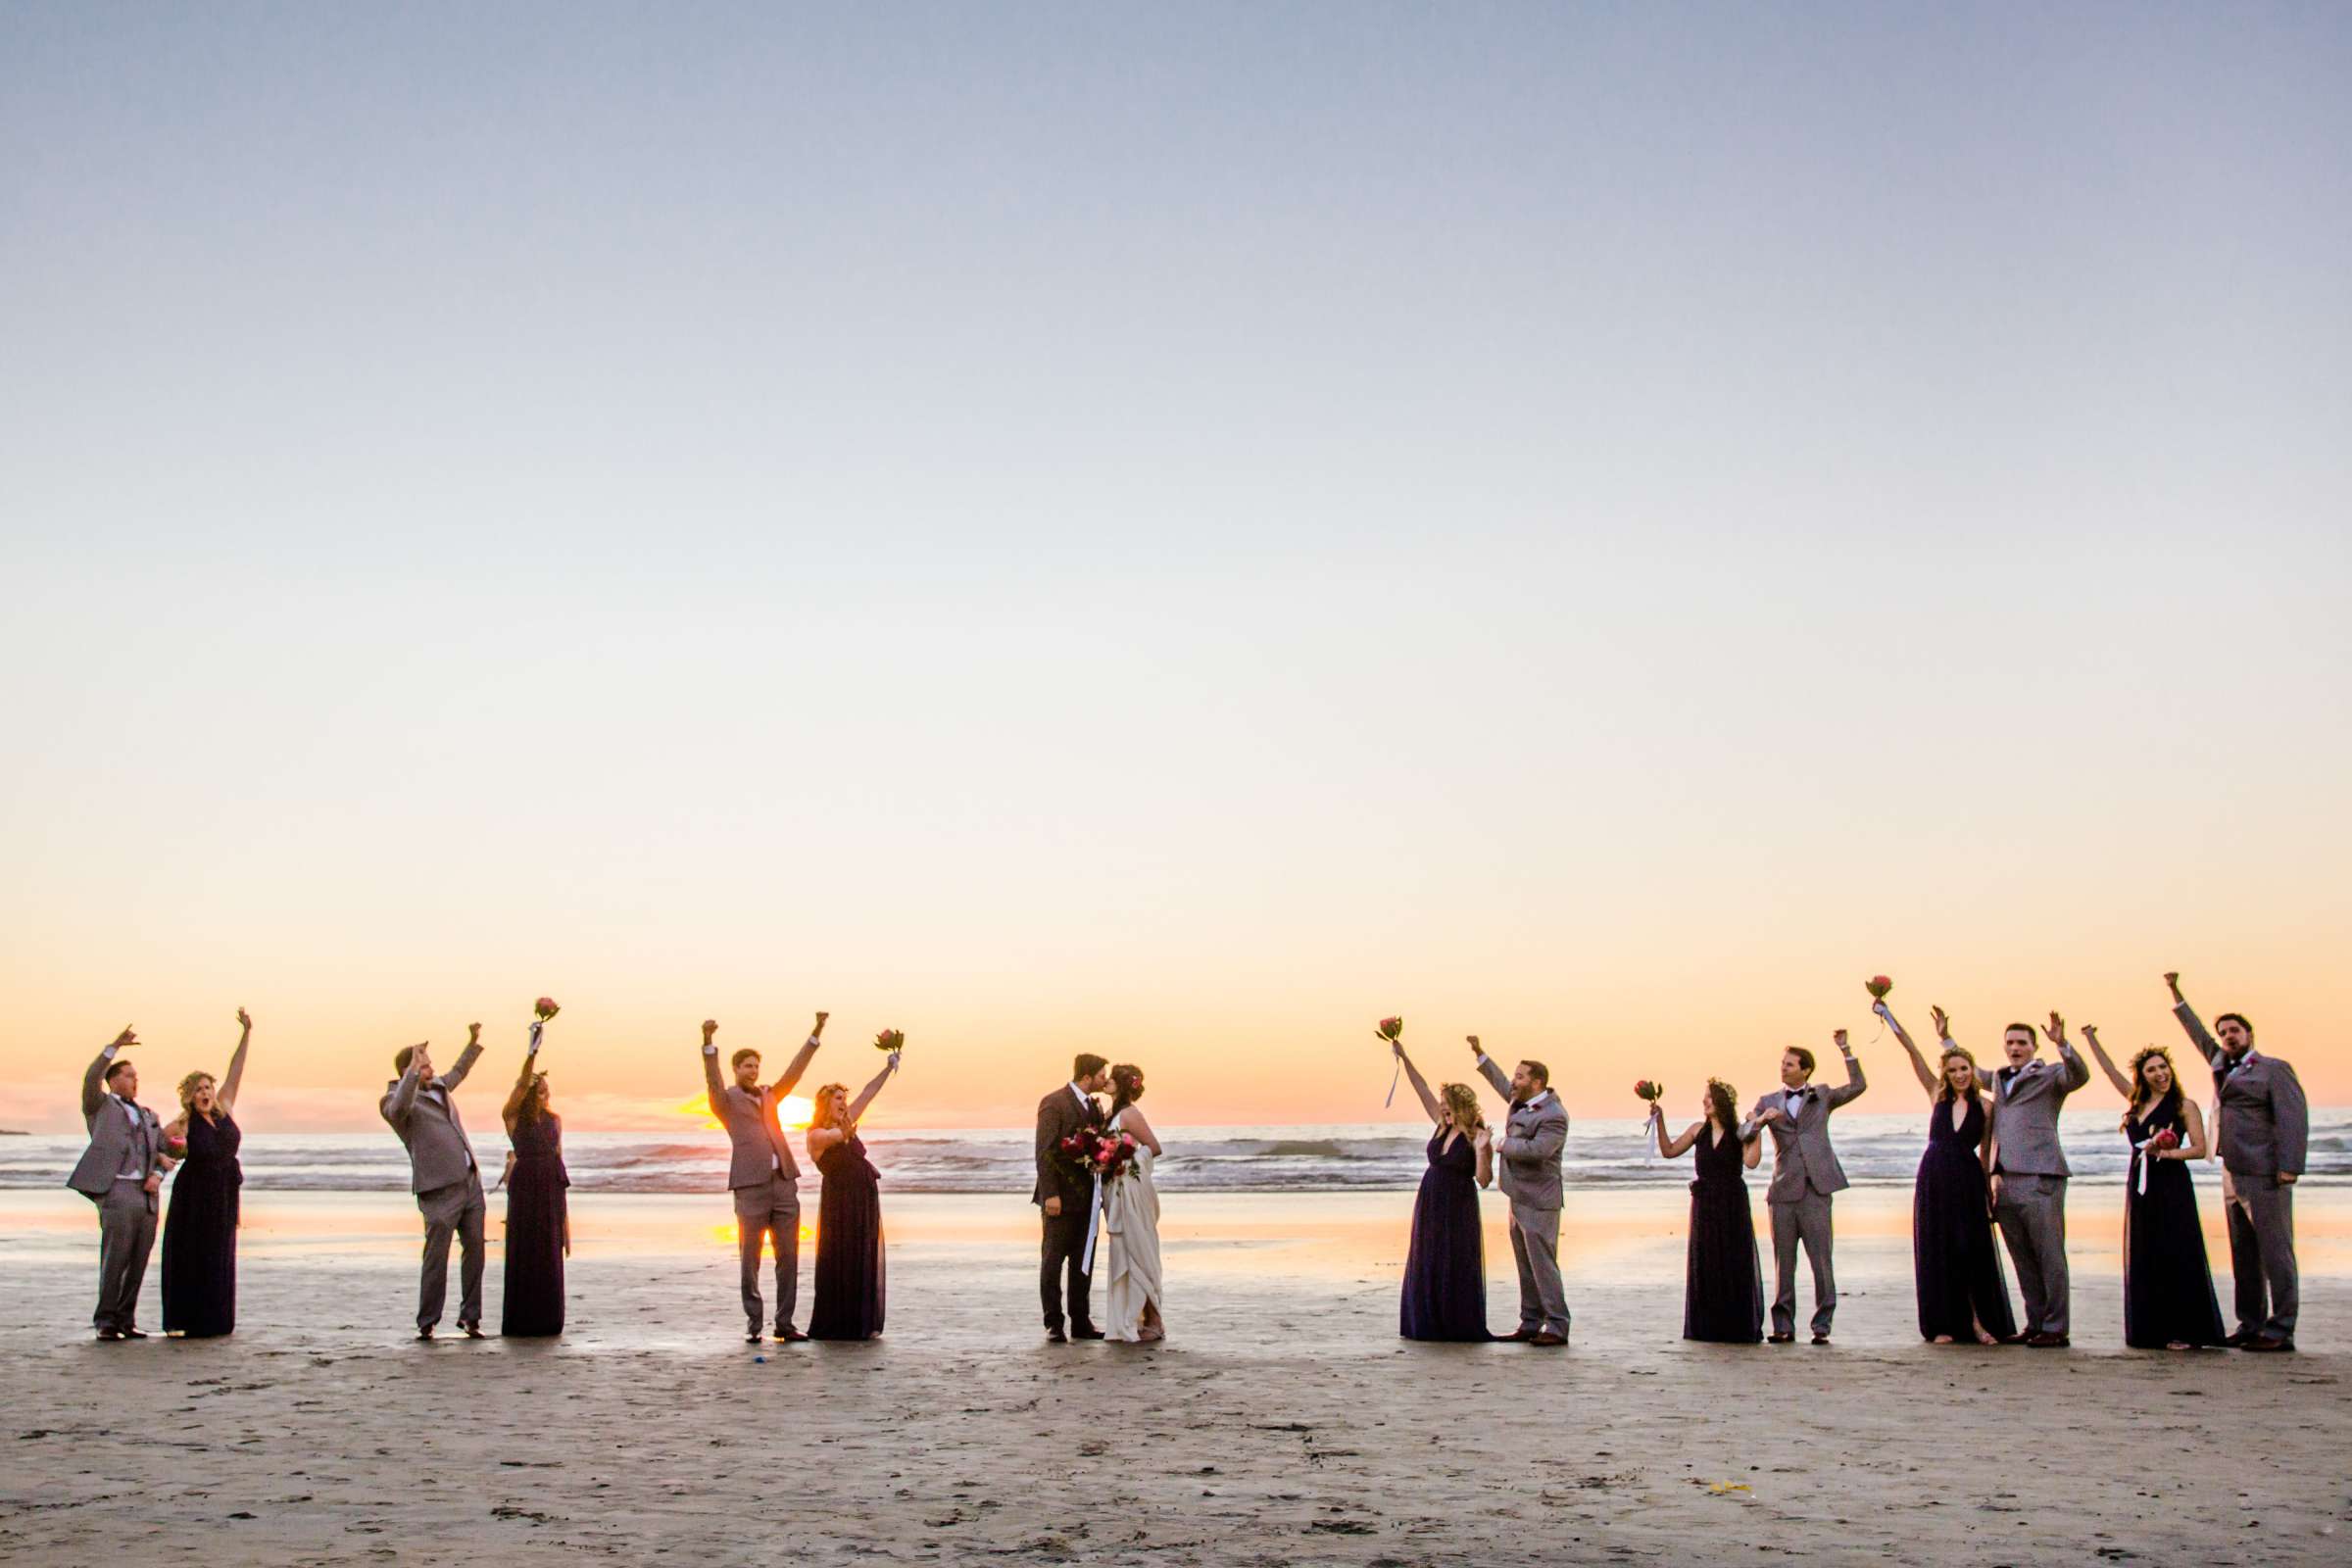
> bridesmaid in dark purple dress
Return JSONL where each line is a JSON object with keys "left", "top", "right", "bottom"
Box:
{"left": 806, "top": 1048, "right": 902, "bottom": 1341}
{"left": 2083, "top": 1030, "right": 2227, "bottom": 1349}
{"left": 1883, "top": 1002, "right": 2016, "bottom": 1345}
{"left": 162, "top": 1007, "right": 252, "bottom": 1339}
{"left": 1651, "top": 1079, "right": 1764, "bottom": 1343}
{"left": 500, "top": 1045, "right": 569, "bottom": 1338}
{"left": 1390, "top": 1038, "right": 1494, "bottom": 1343}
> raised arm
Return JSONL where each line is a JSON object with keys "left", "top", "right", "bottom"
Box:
{"left": 503, "top": 1032, "right": 539, "bottom": 1130}
{"left": 1825, "top": 1029, "right": 1867, "bottom": 1107}
{"left": 1880, "top": 1003, "right": 1940, "bottom": 1098}
{"left": 701, "top": 1020, "right": 729, "bottom": 1119}
{"left": 83, "top": 1028, "right": 134, "bottom": 1117}
{"left": 1394, "top": 1041, "right": 1443, "bottom": 1124}
{"left": 1472, "top": 1044, "right": 1513, "bottom": 1104}
{"left": 218, "top": 1008, "right": 253, "bottom": 1113}
{"left": 2080, "top": 1025, "right": 2132, "bottom": 1100}
{"left": 1653, "top": 1112, "right": 1702, "bottom": 1160}
{"left": 2042, "top": 1012, "right": 2090, "bottom": 1092}
{"left": 384, "top": 1044, "right": 428, "bottom": 1124}
{"left": 771, "top": 1011, "right": 828, "bottom": 1101}
{"left": 2165, "top": 972, "right": 2226, "bottom": 1071}
{"left": 844, "top": 1051, "right": 897, "bottom": 1125}
{"left": 438, "top": 1024, "right": 484, "bottom": 1094}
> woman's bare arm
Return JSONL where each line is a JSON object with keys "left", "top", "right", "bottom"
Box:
{"left": 1117, "top": 1106, "right": 1162, "bottom": 1157}
{"left": 2081, "top": 1025, "right": 2133, "bottom": 1100}
{"left": 1394, "top": 1043, "right": 1443, "bottom": 1124}
{"left": 1881, "top": 1004, "right": 1938, "bottom": 1099}
{"left": 219, "top": 1007, "right": 253, "bottom": 1113}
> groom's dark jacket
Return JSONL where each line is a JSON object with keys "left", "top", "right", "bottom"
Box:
{"left": 1033, "top": 1085, "right": 1102, "bottom": 1210}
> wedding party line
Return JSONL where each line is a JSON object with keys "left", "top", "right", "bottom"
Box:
{"left": 60, "top": 972, "right": 2311, "bottom": 1356}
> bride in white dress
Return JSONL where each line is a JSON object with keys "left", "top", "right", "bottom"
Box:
{"left": 1101, "top": 1063, "right": 1165, "bottom": 1343}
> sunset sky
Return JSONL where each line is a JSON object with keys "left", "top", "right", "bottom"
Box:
{"left": 4, "top": 4, "right": 2346, "bottom": 1131}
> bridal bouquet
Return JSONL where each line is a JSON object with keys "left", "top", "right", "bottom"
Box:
{"left": 1379, "top": 1015, "right": 1405, "bottom": 1105}
{"left": 1634, "top": 1079, "right": 1665, "bottom": 1106}
{"left": 534, "top": 997, "right": 561, "bottom": 1022}
{"left": 1865, "top": 976, "right": 1892, "bottom": 1001}
{"left": 1057, "top": 1128, "right": 1142, "bottom": 1184}
{"left": 2147, "top": 1128, "right": 2180, "bottom": 1152}
{"left": 874, "top": 1028, "right": 906, "bottom": 1054}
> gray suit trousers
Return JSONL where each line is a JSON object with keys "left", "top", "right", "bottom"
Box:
{"left": 2227, "top": 1179, "right": 2297, "bottom": 1340}
{"left": 95, "top": 1185, "right": 159, "bottom": 1332}
{"left": 1993, "top": 1174, "right": 2069, "bottom": 1337}
{"left": 735, "top": 1173, "right": 802, "bottom": 1334}
{"left": 1769, "top": 1191, "right": 1836, "bottom": 1337}
{"left": 416, "top": 1170, "right": 486, "bottom": 1331}
{"left": 1506, "top": 1201, "right": 1571, "bottom": 1336}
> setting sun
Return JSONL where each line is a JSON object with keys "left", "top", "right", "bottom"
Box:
{"left": 675, "top": 1093, "right": 814, "bottom": 1131}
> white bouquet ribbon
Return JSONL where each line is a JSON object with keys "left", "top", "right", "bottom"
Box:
{"left": 1080, "top": 1172, "right": 1105, "bottom": 1274}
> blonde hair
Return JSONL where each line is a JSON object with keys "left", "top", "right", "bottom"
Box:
{"left": 1936, "top": 1046, "right": 1980, "bottom": 1103}
{"left": 177, "top": 1070, "right": 215, "bottom": 1111}
{"left": 809, "top": 1083, "right": 850, "bottom": 1130}
{"left": 1439, "top": 1082, "right": 1483, "bottom": 1131}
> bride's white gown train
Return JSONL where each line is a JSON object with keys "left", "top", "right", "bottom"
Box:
{"left": 1101, "top": 1108, "right": 1164, "bottom": 1342}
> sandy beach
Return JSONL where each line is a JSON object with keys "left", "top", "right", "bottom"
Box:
{"left": 3, "top": 1186, "right": 2346, "bottom": 1565}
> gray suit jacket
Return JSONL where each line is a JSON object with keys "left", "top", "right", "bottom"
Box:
{"left": 2175, "top": 1005, "right": 2309, "bottom": 1179}
{"left": 65, "top": 1049, "right": 165, "bottom": 1200}
{"left": 1475, "top": 1056, "right": 1568, "bottom": 1211}
{"left": 1982, "top": 1040, "right": 2089, "bottom": 1178}
{"left": 1745, "top": 1054, "right": 1866, "bottom": 1201}
{"left": 703, "top": 1039, "right": 818, "bottom": 1191}
{"left": 379, "top": 1042, "right": 484, "bottom": 1194}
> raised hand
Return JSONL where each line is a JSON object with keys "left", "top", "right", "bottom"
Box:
{"left": 1930, "top": 1005, "right": 1950, "bottom": 1040}
{"left": 466, "top": 1022, "right": 482, "bottom": 1046}
{"left": 235, "top": 1006, "right": 252, "bottom": 1031}
{"left": 2163, "top": 971, "right": 2182, "bottom": 1003}
{"left": 702, "top": 1019, "right": 718, "bottom": 1043}
{"left": 2043, "top": 1011, "right": 2066, "bottom": 1045}
{"left": 812, "top": 1011, "right": 829, "bottom": 1038}
{"left": 412, "top": 1044, "right": 433, "bottom": 1075}
{"left": 1466, "top": 1035, "right": 1482, "bottom": 1056}
{"left": 1834, "top": 1028, "right": 1849, "bottom": 1052}
{"left": 110, "top": 1026, "right": 137, "bottom": 1051}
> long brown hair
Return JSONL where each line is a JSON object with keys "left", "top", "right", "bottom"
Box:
{"left": 2122, "top": 1046, "right": 2181, "bottom": 1131}
{"left": 809, "top": 1083, "right": 850, "bottom": 1130}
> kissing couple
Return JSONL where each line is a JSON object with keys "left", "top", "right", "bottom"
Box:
{"left": 1034, "top": 1053, "right": 1164, "bottom": 1344}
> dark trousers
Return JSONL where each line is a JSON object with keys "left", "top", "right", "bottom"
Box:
{"left": 1040, "top": 1202, "right": 1096, "bottom": 1331}
{"left": 416, "top": 1170, "right": 486, "bottom": 1331}
{"left": 2227, "top": 1177, "right": 2298, "bottom": 1340}
{"left": 95, "top": 1185, "right": 159, "bottom": 1332}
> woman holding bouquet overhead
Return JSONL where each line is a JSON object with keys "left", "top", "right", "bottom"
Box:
{"left": 1388, "top": 1027, "right": 1493, "bottom": 1342}
{"left": 500, "top": 1001, "right": 570, "bottom": 1338}
{"left": 2083, "top": 1029, "right": 2226, "bottom": 1349}
{"left": 806, "top": 1035, "right": 902, "bottom": 1341}
{"left": 1651, "top": 1079, "right": 1764, "bottom": 1344}
{"left": 1881, "top": 999, "right": 2015, "bottom": 1346}
{"left": 161, "top": 1007, "right": 253, "bottom": 1338}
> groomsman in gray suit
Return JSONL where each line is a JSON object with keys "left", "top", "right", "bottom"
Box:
{"left": 2168, "top": 973, "right": 2307, "bottom": 1351}
{"left": 66, "top": 1027, "right": 174, "bottom": 1340}
{"left": 702, "top": 1013, "right": 825, "bottom": 1343}
{"left": 1472, "top": 1037, "right": 1571, "bottom": 1346}
{"left": 380, "top": 1025, "right": 487, "bottom": 1340}
{"left": 1743, "top": 1031, "right": 1866, "bottom": 1344}
{"left": 1971, "top": 1010, "right": 2089, "bottom": 1347}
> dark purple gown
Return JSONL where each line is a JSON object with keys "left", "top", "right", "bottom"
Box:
{"left": 1400, "top": 1128, "right": 1490, "bottom": 1342}
{"left": 809, "top": 1134, "right": 886, "bottom": 1340}
{"left": 162, "top": 1109, "right": 241, "bottom": 1338}
{"left": 1912, "top": 1095, "right": 2016, "bottom": 1342}
{"left": 2123, "top": 1091, "right": 2226, "bottom": 1348}
{"left": 501, "top": 1110, "right": 568, "bottom": 1337}
{"left": 1684, "top": 1124, "right": 1764, "bottom": 1343}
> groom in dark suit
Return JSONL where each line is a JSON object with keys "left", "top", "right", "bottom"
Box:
{"left": 1035, "top": 1054, "right": 1111, "bottom": 1343}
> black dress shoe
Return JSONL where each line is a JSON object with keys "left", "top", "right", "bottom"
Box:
{"left": 2027, "top": 1332, "right": 2071, "bottom": 1348}
{"left": 96, "top": 1328, "right": 122, "bottom": 1342}
{"left": 1767, "top": 1332, "right": 1795, "bottom": 1344}
{"left": 1497, "top": 1328, "right": 1538, "bottom": 1343}
{"left": 1070, "top": 1325, "right": 1105, "bottom": 1341}
{"left": 1811, "top": 1334, "right": 1832, "bottom": 1346}
{"left": 772, "top": 1329, "right": 808, "bottom": 1343}
{"left": 1995, "top": 1333, "right": 2031, "bottom": 1345}
{"left": 417, "top": 1327, "right": 436, "bottom": 1341}
{"left": 1528, "top": 1331, "right": 1567, "bottom": 1348}
{"left": 745, "top": 1332, "right": 763, "bottom": 1344}
{"left": 2243, "top": 1336, "right": 2296, "bottom": 1353}
{"left": 458, "top": 1323, "right": 486, "bottom": 1340}
{"left": 1046, "top": 1327, "right": 1068, "bottom": 1345}
{"left": 2223, "top": 1329, "right": 2258, "bottom": 1348}
{"left": 119, "top": 1328, "right": 149, "bottom": 1340}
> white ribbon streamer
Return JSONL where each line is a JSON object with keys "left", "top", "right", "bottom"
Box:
{"left": 1080, "top": 1171, "right": 1105, "bottom": 1274}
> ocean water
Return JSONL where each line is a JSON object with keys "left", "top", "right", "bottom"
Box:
{"left": 5, "top": 1108, "right": 2346, "bottom": 1196}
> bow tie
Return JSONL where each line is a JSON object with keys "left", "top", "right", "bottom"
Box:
{"left": 1999, "top": 1066, "right": 2023, "bottom": 1082}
